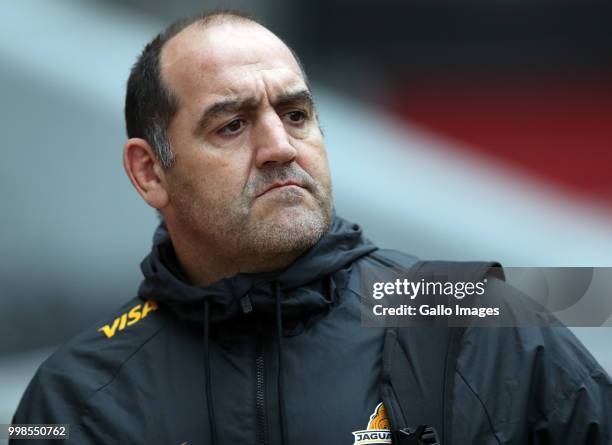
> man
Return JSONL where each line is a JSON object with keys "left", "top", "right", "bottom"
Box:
{"left": 13, "top": 11, "right": 611, "bottom": 445}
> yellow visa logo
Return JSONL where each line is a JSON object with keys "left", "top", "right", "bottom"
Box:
{"left": 98, "top": 300, "right": 158, "bottom": 339}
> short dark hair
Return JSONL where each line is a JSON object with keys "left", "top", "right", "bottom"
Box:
{"left": 124, "top": 11, "right": 310, "bottom": 169}
{"left": 124, "top": 10, "right": 257, "bottom": 169}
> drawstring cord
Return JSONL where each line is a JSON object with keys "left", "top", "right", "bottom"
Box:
{"left": 275, "top": 282, "right": 289, "bottom": 445}
{"left": 203, "top": 299, "right": 218, "bottom": 445}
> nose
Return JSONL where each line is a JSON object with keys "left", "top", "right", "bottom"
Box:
{"left": 253, "top": 112, "right": 297, "bottom": 168}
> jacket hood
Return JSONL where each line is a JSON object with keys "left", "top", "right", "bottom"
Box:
{"left": 138, "top": 215, "right": 377, "bottom": 323}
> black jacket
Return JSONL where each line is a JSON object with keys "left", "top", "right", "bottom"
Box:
{"left": 12, "top": 216, "right": 612, "bottom": 444}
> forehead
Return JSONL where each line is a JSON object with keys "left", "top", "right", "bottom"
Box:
{"left": 160, "top": 21, "right": 306, "bottom": 106}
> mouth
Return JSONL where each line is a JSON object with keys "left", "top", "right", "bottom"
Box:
{"left": 256, "top": 181, "right": 306, "bottom": 198}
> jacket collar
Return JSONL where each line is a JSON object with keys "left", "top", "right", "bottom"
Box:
{"left": 138, "top": 214, "right": 377, "bottom": 323}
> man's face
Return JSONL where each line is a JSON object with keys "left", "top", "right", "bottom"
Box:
{"left": 159, "top": 20, "right": 333, "bottom": 265}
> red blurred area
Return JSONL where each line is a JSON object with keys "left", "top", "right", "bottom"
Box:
{"left": 391, "top": 78, "right": 612, "bottom": 205}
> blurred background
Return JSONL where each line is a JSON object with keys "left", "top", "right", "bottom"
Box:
{"left": 1, "top": 0, "right": 611, "bottom": 432}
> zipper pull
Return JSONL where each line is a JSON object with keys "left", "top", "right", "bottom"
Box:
{"left": 393, "top": 425, "right": 439, "bottom": 445}
{"left": 240, "top": 293, "right": 254, "bottom": 314}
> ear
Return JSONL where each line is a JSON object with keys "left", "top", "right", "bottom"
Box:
{"left": 123, "top": 138, "right": 169, "bottom": 210}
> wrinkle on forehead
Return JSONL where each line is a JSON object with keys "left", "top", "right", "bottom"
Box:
{"left": 198, "top": 66, "right": 307, "bottom": 112}
{"left": 160, "top": 21, "right": 303, "bottom": 103}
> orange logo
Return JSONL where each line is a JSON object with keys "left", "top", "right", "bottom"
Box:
{"left": 367, "top": 403, "right": 390, "bottom": 430}
{"left": 352, "top": 402, "right": 392, "bottom": 444}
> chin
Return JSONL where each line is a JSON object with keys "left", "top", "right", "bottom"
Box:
{"left": 245, "top": 206, "right": 331, "bottom": 254}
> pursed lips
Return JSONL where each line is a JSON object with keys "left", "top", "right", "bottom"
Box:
{"left": 256, "top": 181, "right": 305, "bottom": 198}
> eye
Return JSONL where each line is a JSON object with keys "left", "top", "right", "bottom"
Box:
{"left": 285, "top": 110, "right": 307, "bottom": 124}
{"left": 218, "top": 119, "right": 245, "bottom": 136}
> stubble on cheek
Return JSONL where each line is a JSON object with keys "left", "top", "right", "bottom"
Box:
{"left": 166, "top": 156, "right": 333, "bottom": 258}
{"left": 166, "top": 167, "right": 250, "bottom": 249}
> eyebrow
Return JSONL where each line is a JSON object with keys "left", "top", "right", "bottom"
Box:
{"left": 275, "top": 89, "right": 314, "bottom": 110}
{"left": 194, "top": 89, "right": 314, "bottom": 134}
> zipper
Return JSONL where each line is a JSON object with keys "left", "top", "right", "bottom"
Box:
{"left": 255, "top": 321, "right": 269, "bottom": 445}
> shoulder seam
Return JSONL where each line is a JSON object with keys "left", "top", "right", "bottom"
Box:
{"left": 525, "top": 361, "right": 607, "bottom": 426}
{"left": 456, "top": 368, "right": 503, "bottom": 445}
{"left": 367, "top": 250, "right": 413, "bottom": 269}
{"left": 75, "top": 316, "right": 171, "bottom": 432}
